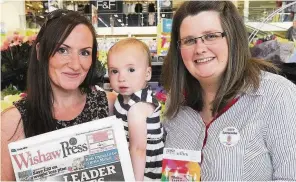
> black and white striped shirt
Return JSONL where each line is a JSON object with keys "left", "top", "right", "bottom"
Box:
{"left": 114, "top": 87, "right": 164, "bottom": 180}
{"left": 164, "top": 71, "right": 296, "bottom": 181}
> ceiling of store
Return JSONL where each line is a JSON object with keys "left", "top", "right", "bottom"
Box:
{"left": 173, "top": 0, "right": 277, "bottom": 11}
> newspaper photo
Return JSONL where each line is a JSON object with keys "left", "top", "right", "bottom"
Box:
{"left": 8, "top": 116, "right": 135, "bottom": 181}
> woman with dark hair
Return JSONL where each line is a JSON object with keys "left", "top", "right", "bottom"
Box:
{"left": 1, "top": 9, "right": 116, "bottom": 180}
{"left": 162, "top": 1, "right": 296, "bottom": 180}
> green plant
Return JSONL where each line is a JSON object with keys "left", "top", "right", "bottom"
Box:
{"left": 1, "top": 84, "right": 21, "bottom": 100}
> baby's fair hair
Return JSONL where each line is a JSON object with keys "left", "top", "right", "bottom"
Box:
{"left": 108, "top": 38, "right": 152, "bottom": 66}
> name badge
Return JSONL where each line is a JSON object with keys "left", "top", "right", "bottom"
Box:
{"left": 219, "top": 127, "right": 240, "bottom": 147}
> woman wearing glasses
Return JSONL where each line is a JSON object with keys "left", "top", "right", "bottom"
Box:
{"left": 162, "top": 1, "right": 296, "bottom": 180}
{"left": 1, "top": 10, "right": 116, "bottom": 180}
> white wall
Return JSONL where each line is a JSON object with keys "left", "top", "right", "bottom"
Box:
{"left": 0, "top": 0, "right": 25, "bottom": 33}
{"left": 96, "top": 26, "right": 157, "bottom": 36}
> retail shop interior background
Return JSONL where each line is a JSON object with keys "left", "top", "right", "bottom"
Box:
{"left": 1, "top": 0, "right": 296, "bottom": 94}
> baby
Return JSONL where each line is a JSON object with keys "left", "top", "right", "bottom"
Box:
{"left": 107, "top": 38, "right": 164, "bottom": 181}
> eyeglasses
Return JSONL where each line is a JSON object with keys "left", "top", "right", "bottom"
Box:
{"left": 43, "top": 10, "right": 72, "bottom": 27}
{"left": 178, "top": 32, "right": 226, "bottom": 49}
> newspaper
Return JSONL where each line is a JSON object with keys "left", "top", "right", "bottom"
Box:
{"left": 161, "top": 148, "right": 201, "bottom": 182}
{"left": 8, "top": 116, "right": 135, "bottom": 181}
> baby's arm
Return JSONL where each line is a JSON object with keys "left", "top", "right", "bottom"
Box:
{"left": 127, "top": 102, "right": 155, "bottom": 181}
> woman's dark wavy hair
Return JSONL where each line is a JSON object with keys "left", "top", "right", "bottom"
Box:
{"left": 24, "top": 9, "right": 98, "bottom": 137}
{"left": 161, "top": 1, "right": 277, "bottom": 119}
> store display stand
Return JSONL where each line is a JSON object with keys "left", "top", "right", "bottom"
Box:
{"left": 249, "top": 1, "right": 296, "bottom": 84}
